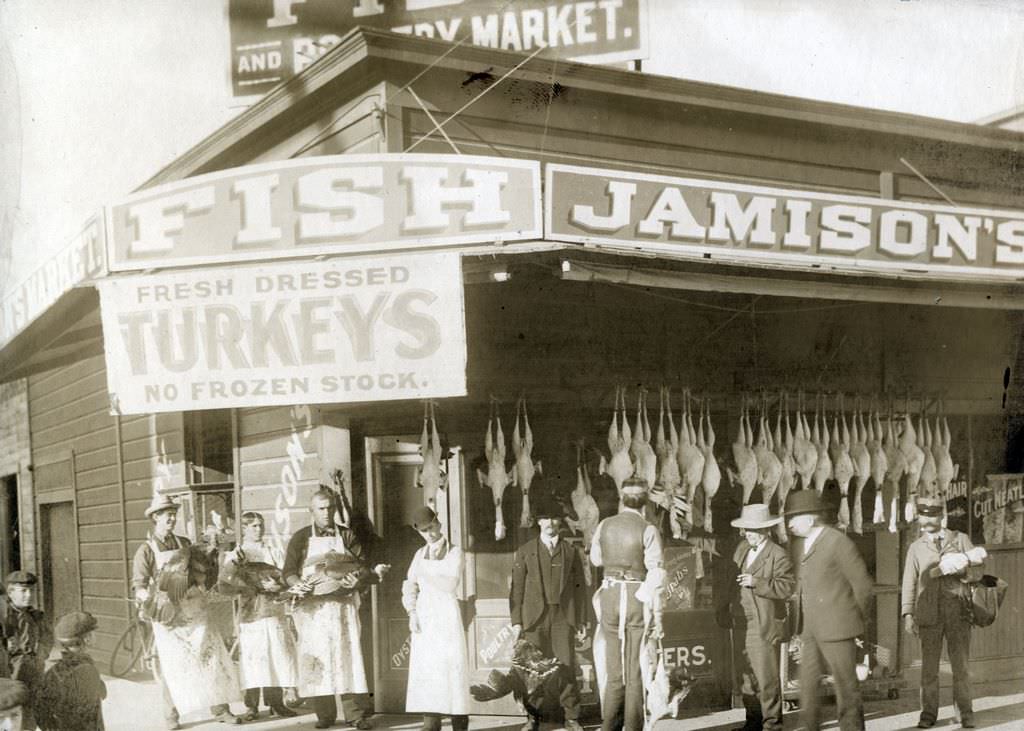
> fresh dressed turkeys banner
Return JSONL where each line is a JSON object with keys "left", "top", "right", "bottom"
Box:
{"left": 97, "top": 253, "right": 467, "bottom": 414}
{"left": 229, "top": 0, "right": 648, "bottom": 96}
{"left": 546, "top": 164, "right": 1024, "bottom": 280}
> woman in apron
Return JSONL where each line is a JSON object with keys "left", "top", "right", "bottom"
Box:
{"left": 220, "top": 512, "right": 299, "bottom": 721}
{"left": 402, "top": 506, "right": 471, "bottom": 731}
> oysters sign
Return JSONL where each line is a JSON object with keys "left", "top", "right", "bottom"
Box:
{"left": 106, "top": 154, "right": 541, "bottom": 271}
{"left": 97, "top": 253, "right": 467, "bottom": 414}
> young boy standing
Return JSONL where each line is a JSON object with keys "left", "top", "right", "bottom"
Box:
{"left": 36, "top": 611, "right": 107, "bottom": 731}
{"left": 0, "top": 571, "right": 53, "bottom": 731}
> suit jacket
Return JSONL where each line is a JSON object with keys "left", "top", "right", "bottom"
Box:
{"left": 901, "top": 529, "right": 984, "bottom": 627}
{"left": 792, "top": 526, "right": 873, "bottom": 642}
{"left": 510, "top": 536, "right": 587, "bottom": 631}
{"left": 718, "top": 540, "right": 795, "bottom": 645}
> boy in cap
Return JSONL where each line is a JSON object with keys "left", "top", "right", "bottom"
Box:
{"left": 35, "top": 611, "right": 106, "bottom": 731}
{"left": 901, "top": 496, "right": 987, "bottom": 729}
{"left": 0, "top": 571, "right": 52, "bottom": 731}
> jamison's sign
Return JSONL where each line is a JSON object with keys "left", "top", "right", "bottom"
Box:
{"left": 97, "top": 253, "right": 467, "bottom": 414}
{"left": 545, "top": 164, "right": 1024, "bottom": 280}
{"left": 107, "top": 155, "right": 541, "bottom": 272}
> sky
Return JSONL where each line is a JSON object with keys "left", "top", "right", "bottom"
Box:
{"left": 1, "top": 0, "right": 1023, "bottom": 293}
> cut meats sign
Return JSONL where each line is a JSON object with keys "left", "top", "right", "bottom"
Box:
{"left": 229, "top": 0, "right": 648, "bottom": 97}
{"left": 97, "top": 253, "right": 467, "bottom": 414}
{"left": 107, "top": 155, "right": 541, "bottom": 272}
{"left": 546, "top": 164, "right": 1024, "bottom": 281}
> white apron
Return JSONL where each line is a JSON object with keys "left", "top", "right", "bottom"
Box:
{"left": 149, "top": 537, "right": 242, "bottom": 714}
{"left": 293, "top": 531, "right": 368, "bottom": 696}
{"left": 237, "top": 541, "right": 299, "bottom": 689}
{"left": 405, "top": 545, "right": 470, "bottom": 715}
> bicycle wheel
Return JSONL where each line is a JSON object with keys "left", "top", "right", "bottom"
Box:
{"left": 109, "top": 621, "right": 147, "bottom": 678}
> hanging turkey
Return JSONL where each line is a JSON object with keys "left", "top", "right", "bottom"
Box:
{"left": 416, "top": 400, "right": 447, "bottom": 510}
{"left": 900, "top": 394, "right": 926, "bottom": 523}
{"left": 934, "top": 401, "right": 956, "bottom": 500}
{"left": 881, "top": 399, "right": 907, "bottom": 533}
{"left": 698, "top": 397, "right": 721, "bottom": 532}
{"left": 753, "top": 392, "right": 783, "bottom": 510}
{"left": 477, "top": 398, "right": 515, "bottom": 541}
{"left": 772, "top": 392, "right": 797, "bottom": 541}
{"left": 792, "top": 391, "right": 818, "bottom": 491}
{"left": 675, "top": 389, "right": 705, "bottom": 537}
{"left": 848, "top": 397, "right": 871, "bottom": 534}
{"left": 654, "top": 387, "right": 683, "bottom": 526}
{"left": 830, "top": 394, "right": 854, "bottom": 530}
{"left": 631, "top": 388, "right": 658, "bottom": 493}
{"left": 732, "top": 396, "right": 758, "bottom": 505}
{"left": 602, "top": 385, "right": 635, "bottom": 494}
{"left": 567, "top": 440, "right": 600, "bottom": 550}
{"left": 512, "top": 395, "right": 542, "bottom": 529}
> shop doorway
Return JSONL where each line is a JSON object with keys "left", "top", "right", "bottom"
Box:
{"left": 38, "top": 499, "right": 81, "bottom": 619}
{"left": 0, "top": 475, "right": 19, "bottom": 577}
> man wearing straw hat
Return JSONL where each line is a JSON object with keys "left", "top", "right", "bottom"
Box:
{"left": 784, "top": 490, "right": 872, "bottom": 731}
{"left": 901, "top": 496, "right": 987, "bottom": 729}
{"left": 717, "top": 504, "right": 794, "bottom": 731}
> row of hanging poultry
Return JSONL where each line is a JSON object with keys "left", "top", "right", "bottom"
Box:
{"left": 416, "top": 387, "right": 959, "bottom": 549}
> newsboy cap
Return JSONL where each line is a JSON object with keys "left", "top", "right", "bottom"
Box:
{"left": 55, "top": 611, "right": 98, "bottom": 643}
{"left": 4, "top": 571, "right": 37, "bottom": 587}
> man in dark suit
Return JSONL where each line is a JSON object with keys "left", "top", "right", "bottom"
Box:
{"left": 510, "top": 496, "right": 589, "bottom": 731}
{"left": 785, "top": 490, "right": 873, "bottom": 731}
{"left": 717, "top": 504, "right": 795, "bottom": 731}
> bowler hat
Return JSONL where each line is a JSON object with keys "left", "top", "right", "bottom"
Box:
{"left": 731, "top": 504, "right": 782, "bottom": 530}
{"left": 144, "top": 493, "right": 180, "bottom": 518}
{"left": 5, "top": 571, "right": 37, "bottom": 587}
{"left": 532, "top": 494, "right": 565, "bottom": 520}
{"left": 55, "top": 611, "right": 98, "bottom": 643}
{"left": 916, "top": 496, "right": 944, "bottom": 517}
{"left": 783, "top": 490, "right": 827, "bottom": 517}
{"left": 410, "top": 506, "right": 438, "bottom": 531}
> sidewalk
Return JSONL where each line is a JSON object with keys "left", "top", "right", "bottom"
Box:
{"left": 102, "top": 674, "right": 1024, "bottom": 731}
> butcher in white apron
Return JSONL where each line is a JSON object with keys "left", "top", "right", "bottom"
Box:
{"left": 402, "top": 506, "right": 471, "bottom": 731}
{"left": 283, "top": 488, "right": 390, "bottom": 730}
{"left": 219, "top": 511, "right": 299, "bottom": 722}
{"left": 130, "top": 493, "right": 241, "bottom": 729}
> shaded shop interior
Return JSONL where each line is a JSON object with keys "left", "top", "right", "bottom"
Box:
{"left": 2, "top": 26, "right": 1024, "bottom": 716}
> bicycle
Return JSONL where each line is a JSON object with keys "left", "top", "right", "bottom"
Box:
{"left": 108, "top": 601, "right": 154, "bottom": 678}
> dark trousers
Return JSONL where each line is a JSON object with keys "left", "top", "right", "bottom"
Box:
{"left": 598, "top": 585, "right": 645, "bottom": 731}
{"left": 919, "top": 596, "right": 973, "bottom": 724}
{"left": 11, "top": 655, "right": 44, "bottom": 731}
{"left": 733, "top": 621, "right": 783, "bottom": 731}
{"left": 312, "top": 692, "right": 372, "bottom": 724}
{"left": 799, "top": 633, "right": 863, "bottom": 731}
{"left": 152, "top": 653, "right": 229, "bottom": 722}
{"left": 523, "top": 604, "right": 580, "bottom": 722}
{"left": 244, "top": 686, "right": 284, "bottom": 710}
{"left": 422, "top": 712, "right": 469, "bottom": 731}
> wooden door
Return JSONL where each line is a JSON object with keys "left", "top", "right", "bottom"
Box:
{"left": 39, "top": 501, "right": 81, "bottom": 619}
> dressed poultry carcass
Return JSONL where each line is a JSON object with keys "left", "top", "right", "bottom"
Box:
{"left": 848, "top": 398, "right": 872, "bottom": 534}
{"left": 918, "top": 406, "right": 939, "bottom": 500}
{"left": 602, "top": 386, "right": 635, "bottom": 494}
{"left": 567, "top": 441, "right": 601, "bottom": 551}
{"left": 830, "top": 396, "right": 855, "bottom": 530}
{"left": 792, "top": 391, "right": 818, "bottom": 491}
{"left": 867, "top": 401, "right": 889, "bottom": 525}
{"left": 512, "top": 396, "right": 542, "bottom": 529}
{"left": 900, "top": 397, "right": 926, "bottom": 523}
{"left": 934, "top": 403, "right": 956, "bottom": 499}
{"left": 753, "top": 394, "right": 783, "bottom": 509}
{"left": 698, "top": 398, "right": 721, "bottom": 532}
{"left": 881, "top": 403, "right": 908, "bottom": 533}
{"left": 142, "top": 545, "right": 216, "bottom": 624}
{"left": 675, "top": 389, "right": 705, "bottom": 535}
{"left": 654, "top": 388, "right": 683, "bottom": 530}
{"left": 477, "top": 399, "right": 515, "bottom": 541}
{"left": 773, "top": 393, "right": 797, "bottom": 541}
{"left": 732, "top": 397, "right": 758, "bottom": 505}
{"left": 811, "top": 393, "right": 833, "bottom": 496}
{"left": 631, "top": 389, "right": 658, "bottom": 492}
{"left": 416, "top": 401, "right": 447, "bottom": 510}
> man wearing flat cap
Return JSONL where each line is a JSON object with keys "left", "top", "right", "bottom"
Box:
{"left": 1, "top": 571, "right": 52, "bottom": 731}
{"left": 590, "top": 477, "right": 664, "bottom": 731}
{"left": 510, "top": 494, "right": 588, "bottom": 731}
{"left": 717, "top": 504, "right": 795, "bottom": 731}
{"left": 784, "top": 490, "right": 872, "bottom": 731}
{"left": 902, "top": 496, "right": 987, "bottom": 729}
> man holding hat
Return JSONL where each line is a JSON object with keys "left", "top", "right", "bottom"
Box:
{"left": 509, "top": 494, "right": 588, "bottom": 731}
{"left": 590, "top": 477, "right": 664, "bottom": 731}
{"left": 131, "top": 493, "right": 240, "bottom": 728}
{"left": 1, "top": 570, "right": 52, "bottom": 731}
{"left": 717, "top": 504, "right": 795, "bottom": 731}
{"left": 784, "top": 490, "right": 872, "bottom": 731}
{"left": 901, "top": 496, "right": 987, "bottom": 729}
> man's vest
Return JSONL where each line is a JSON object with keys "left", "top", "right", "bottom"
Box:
{"left": 598, "top": 511, "right": 648, "bottom": 580}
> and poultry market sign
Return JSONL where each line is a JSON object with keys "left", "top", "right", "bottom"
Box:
{"left": 545, "top": 164, "right": 1024, "bottom": 281}
{"left": 106, "top": 154, "right": 542, "bottom": 272}
{"left": 229, "top": 0, "right": 649, "bottom": 96}
{"left": 96, "top": 253, "right": 468, "bottom": 414}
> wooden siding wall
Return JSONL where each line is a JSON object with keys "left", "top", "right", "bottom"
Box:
{"left": 970, "top": 546, "right": 1024, "bottom": 661}
{"left": 28, "top": 354, "right": 184, "bottom": 660}
{"left": 0, "top": 379, "right": 34, "bottom": 571}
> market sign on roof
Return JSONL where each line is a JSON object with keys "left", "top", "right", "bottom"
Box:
{"left": 228, "top": 0, "right": 649, "bottom": 96}
{"left": 545, "top": 164, "right": 1024, "bottom": 282}
{"left": 107, "top": 154, "right": 541, "bottom": 272}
